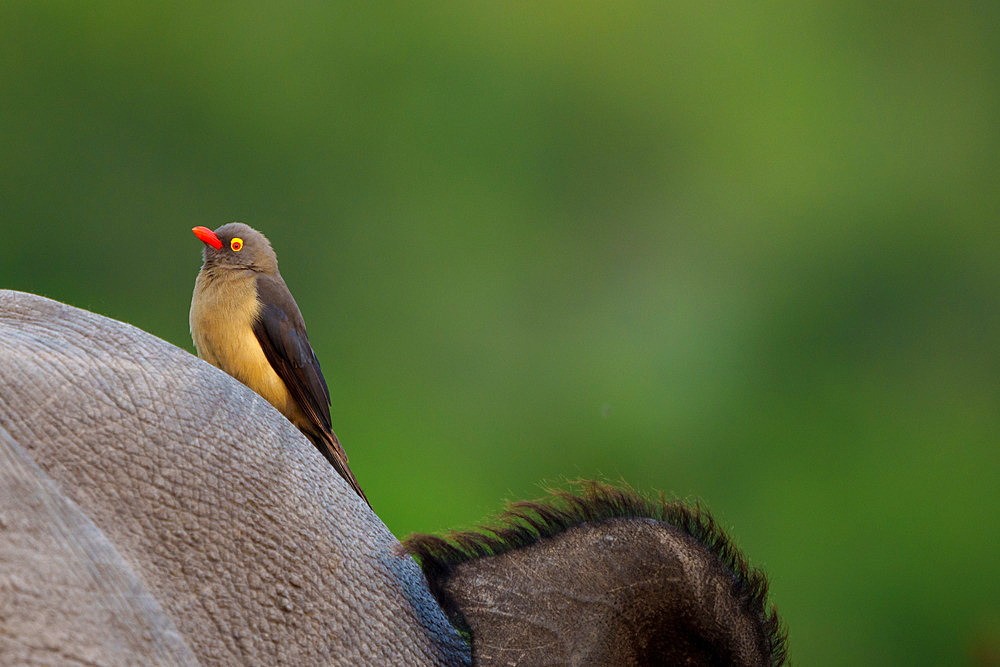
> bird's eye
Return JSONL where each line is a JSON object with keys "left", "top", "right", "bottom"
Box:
{"left": 231, "top": 238, "right": 244, "bottom": 252}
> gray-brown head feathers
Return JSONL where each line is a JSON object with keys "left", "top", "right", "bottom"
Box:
{"left": 199, "top": 222, "right": 279, "bottom": 275}
{"left": 404, "top": 481, "right": 788, "bottom": 666}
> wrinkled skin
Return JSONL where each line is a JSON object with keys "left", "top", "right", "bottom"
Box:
{"left": 0, "top": 290, "right": 469, "bottom": 665}
{"left": 0, "top": 290, "right": 786, "bottom": 666}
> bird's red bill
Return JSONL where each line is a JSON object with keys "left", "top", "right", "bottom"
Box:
{"left": 192, "top": 226, "right": 223, "bottom": 250}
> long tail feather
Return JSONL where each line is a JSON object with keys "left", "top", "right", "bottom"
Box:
{"left": 311, "top": 429, "right": 370, "bottom": 509}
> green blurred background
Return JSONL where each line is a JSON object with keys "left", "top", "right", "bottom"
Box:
{"left": 2, "top": 2, "right": 998, "bottom": 663}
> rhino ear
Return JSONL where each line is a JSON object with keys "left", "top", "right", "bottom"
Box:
{"left": 404, "top": 482, "right": 788, "bottom": 667}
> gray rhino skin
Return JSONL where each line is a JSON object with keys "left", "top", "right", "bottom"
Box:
{"left": 1, "top": 290, "right": 787, "bottom": 666}
{"left": 0, "top": 290, "right": 470, "bottom": 665}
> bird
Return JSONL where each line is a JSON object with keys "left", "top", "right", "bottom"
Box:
{"left": 189, "top": 222, "right": 369, "bottom": 507}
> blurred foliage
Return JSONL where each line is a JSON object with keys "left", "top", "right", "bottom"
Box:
{"left": 2, "top": 2, "right": 999, "bottom": 663}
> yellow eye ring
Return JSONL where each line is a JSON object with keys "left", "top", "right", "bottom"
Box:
{"left": 231, "top": 238, "right": 243, "bottom": 252}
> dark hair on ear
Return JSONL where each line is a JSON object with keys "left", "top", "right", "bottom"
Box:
{"left": 403, "top": 480, "right": 788, "bottom": 665}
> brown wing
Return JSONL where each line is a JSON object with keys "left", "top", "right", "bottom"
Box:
{"left": 252, "top": 274, "right": 369, "bottom": 506}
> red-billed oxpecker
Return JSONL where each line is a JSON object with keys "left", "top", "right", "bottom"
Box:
{"left": 190, "top": 223, "right": 369, "bottom": 507}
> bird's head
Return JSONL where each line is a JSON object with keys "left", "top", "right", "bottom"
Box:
{"left": 192, "top": 223, "right": 279, "bottom": 275}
